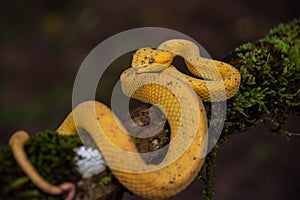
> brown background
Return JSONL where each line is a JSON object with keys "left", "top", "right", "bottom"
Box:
{"left": 0, "top": 0, "right": 299, "bottom": 199}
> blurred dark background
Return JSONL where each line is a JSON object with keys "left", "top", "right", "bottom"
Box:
{"left": 0, "top": 0, "right": 299, "bottom": 199}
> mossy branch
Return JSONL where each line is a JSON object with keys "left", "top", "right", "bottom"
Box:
{"left": 200, "top": 17, "right": 299, "bottom": 200}
{"left": 224, "top": 17, "right": 299, "bottom": 137}
{"left": 0, "top": 18, "right": 299, "bottom": 200}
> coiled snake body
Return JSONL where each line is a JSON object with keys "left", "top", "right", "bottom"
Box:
{"left": 10, "top": 39, "right": 240, "bottom": 199}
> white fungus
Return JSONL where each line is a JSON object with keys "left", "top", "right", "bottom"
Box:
{"left": 74, "top": 146, "right": 106, "bottom": 179}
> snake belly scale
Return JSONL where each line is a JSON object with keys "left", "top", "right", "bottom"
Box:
{"left": 10, "top": 39, "right": 240, "bottom": 200}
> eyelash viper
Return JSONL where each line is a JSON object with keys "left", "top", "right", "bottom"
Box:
{"left": 9, "top": 39, "right": 240, "bottom": 200}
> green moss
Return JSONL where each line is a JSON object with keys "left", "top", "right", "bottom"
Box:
{"left": 0, "top": 130, "right": 82, "bottom": 199}
{"left": 130, "top": 136, "right": 140, "bottom": 144}
{"left": 158, "top": 129, "right": 169, "bottom": 145}
{"left": 25, "top": 130, "right": 82, "bottom": 184}
{"left": 98, "top": 173, "right": 113, "bottom": 188}
{"left": 224, "top": 17, "right": 300, "bottom": 137}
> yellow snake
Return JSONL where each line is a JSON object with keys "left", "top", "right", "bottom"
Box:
{"left": 9, "top": 39, "right": 240, "bottom": 199}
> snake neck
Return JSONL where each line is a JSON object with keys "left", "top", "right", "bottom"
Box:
{"left": 158, "top": 39, "right": 201, "bottom": 59}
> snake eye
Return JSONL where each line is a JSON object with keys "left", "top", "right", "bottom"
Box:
{"left": 149, "top": 58, "right": 154, "bottom": 64}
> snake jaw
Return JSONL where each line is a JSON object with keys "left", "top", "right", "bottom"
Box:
{"left": 135, "top": 63, "right": 169, "bottom": 74}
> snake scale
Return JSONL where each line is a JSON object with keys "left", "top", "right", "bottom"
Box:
{"left": 9, "top": 39, "right": 240, "bottom": 199}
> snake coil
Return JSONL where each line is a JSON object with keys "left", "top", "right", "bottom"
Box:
{"left": 10, "top": 39, "right": 240, "bottom": 200}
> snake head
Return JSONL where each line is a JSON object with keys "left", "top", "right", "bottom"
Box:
{"left": 132, "top": 48, "right": 174, "bottom": 69}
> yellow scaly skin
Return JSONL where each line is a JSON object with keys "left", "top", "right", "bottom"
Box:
{"left": 10, "top": 39, "right": 240, "bottom": 200}
{"left": 133, "top": 39, "right": 241, "bottom": 102}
